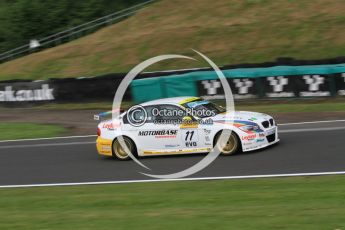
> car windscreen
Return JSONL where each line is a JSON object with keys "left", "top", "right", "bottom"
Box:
{"left": 182, "top": 99, "right": 226, "bottom": 118}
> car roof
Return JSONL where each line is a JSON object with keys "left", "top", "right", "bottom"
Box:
{"left": 140, "top": 96, "right": 201, "bottom": 106}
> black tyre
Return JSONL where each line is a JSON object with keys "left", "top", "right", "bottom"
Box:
{"left": 214, "top": 130, "right": 240, "bottom": 156}
{"left": 112, "top": 136, "right": 136, "bottom": 160}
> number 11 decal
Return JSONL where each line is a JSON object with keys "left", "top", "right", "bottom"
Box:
{"left": 185, "top": 131, "right": 194, "bottom": 141}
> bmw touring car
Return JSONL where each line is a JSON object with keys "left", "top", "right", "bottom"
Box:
{"left": 96, "top": 97, "right": 279, "bottom": 160}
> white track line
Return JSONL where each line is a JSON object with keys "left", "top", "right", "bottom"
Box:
{"left": 0, "top": 119, "right": 344, "bottom": 144}
{"left": 278, "top": 119, "right": 345, "bottom": 126}
{"left": 279, "top": 126, "right": 345, "bottom": 133}
{"left": 0, "top": 135, "right": 97, "bottom": 143}
{"left": 1, "top": 171, "right": 344, "bottom": 189}
{"left": 0, "top": 141, "right": 95, "bottom": 149}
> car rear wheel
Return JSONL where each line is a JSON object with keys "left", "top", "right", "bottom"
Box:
{"left": 112, "top": 137, "right": 135, "bottom": 160}
{"left": 214, "top": 131, "right": 240, "bottom": 156}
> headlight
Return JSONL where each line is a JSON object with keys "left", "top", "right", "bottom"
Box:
{"left": 239, "top": 125, "right": 260, "bottom": 132}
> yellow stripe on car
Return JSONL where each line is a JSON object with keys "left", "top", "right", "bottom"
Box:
{"left": 143, "top": 148, "right": 211, "bottom": 155}
{"left": 178, "top": 97, "right": 200, "bottom": 105}
{"left": 180, "top": 123, "right": 198, "bottom": 129}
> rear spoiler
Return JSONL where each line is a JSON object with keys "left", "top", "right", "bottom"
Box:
{"left": 94, "top": 108, "right": 123, "bottom": 120}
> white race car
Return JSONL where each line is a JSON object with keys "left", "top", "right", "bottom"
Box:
{"left": 96, "top": 97, "right": 279, "bottom": 160}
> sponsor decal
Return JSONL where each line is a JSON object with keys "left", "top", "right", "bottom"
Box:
{"left": 299, "top": 75, "right": 330, "bottom": 97}
{"left": 243, "top": 142, "right": 253, "bottom": 146}
{"left": 185, "top": 141, "right": 197, "bottom": 147}
{"left": 102, "top": 123, "right": 119, "bottom": 130}
{"left": 201, "top": 80, "right": 221, "bottom": 95}
{"left": 182, "top": 130, "right": 199, "bottom": 147}
{"left": 256, "top": 138, "right": 265, "bottom": 143}
{"left": 198, "top": 74, "right": 338, "bottom": 100}
{"left": 138, "top": 130, "right": 178, "bottom": 138}
{"left": 183, "top": 130, "right": 197, "bottom": 141}
{"left": 203, "top": 129, "right": 211, "bottom": 142}
{"left": 0, "top": 84, "right": 54, "bottom": 102}
{"left": 233, "top": 79, "right": 254, "bottom": 95}
{"left": 203, "top": 129, "right": 211, "bottom": 135}
{"left": 165, "top": 144, "right": 180, "bottom": 148}
{"left": 205, "top": 136, "right": 210, "bottom": 142}
{"left": 336, "top": 73, "right": 345, "bottom": 96}
{"left": 266, "top": 76, "right": 295, "bottom": 98}
{"left": 242, "top": 134, "right": 256, "bottom": 141}
{"left": 101, "top": 146, "right": 112, "bottom": 151}
{"left": 198, "top": 79, "right": 257, "bottom": 100}
{"left": 244, "top": 145, "right": 257, "bottom": 150}
{"left": 259, "top": 133, "right": 265, "bottom": 138}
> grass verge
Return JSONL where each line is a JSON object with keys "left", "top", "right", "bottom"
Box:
{"left": 0, "top": 175, "right": 344, "bottom": 229}
{"left": 0, "top": 0, "right": 344, "bottom": 80}
{"left": 0, "top": 122, "right": 67, "bottom": 140}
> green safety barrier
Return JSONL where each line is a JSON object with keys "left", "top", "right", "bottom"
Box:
{"left": 131, "top": 63, "right": 345, "bottom": 103}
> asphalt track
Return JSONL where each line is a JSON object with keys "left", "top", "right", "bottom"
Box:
{"left": 0, "top": 120, "right": 344, "bottom": 187}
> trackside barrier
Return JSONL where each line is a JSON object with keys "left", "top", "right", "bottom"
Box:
{"left": 130, "top": 64, "right": 345, "bottom": 103}
{"left": 0, "top": 59, "right": 344, "bottom": 105}
{"left": 0, "top": 74, "right": 132, "bottom": 104}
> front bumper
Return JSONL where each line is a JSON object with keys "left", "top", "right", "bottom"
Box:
{"left": 242, "top": 126, "right": 279, "bottom": 152}
{"left": 242, "top": 138, "right": 280, "bottom": 152}
{"left": 96, "top": 137, "right": 113, "bottom": 156}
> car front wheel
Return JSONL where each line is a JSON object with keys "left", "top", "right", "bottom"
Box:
{"left": 214, "top": 131, "right": 240, "bottom": 156}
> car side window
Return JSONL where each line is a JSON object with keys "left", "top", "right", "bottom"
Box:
{"left": 157, "top": 104, "right": 187, "bottom": 122}
{"left": 144, "top": 105, "right": 159, "bottom": 122}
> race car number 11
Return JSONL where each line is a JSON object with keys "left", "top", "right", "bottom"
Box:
{"left": 182, "top": 130, "right": 198, "bottom": 147}
{"left": 185, "top": 131, "right": 195, "bottom": 141}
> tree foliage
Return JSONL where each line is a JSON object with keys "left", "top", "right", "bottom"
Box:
{"left": 0, "top": 0, "right": 147, "bottom": 53}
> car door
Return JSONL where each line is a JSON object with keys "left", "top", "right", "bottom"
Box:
{"left": 147, "top": 104, "right": 186, "bottom": 154}
{"left": 155, "top": 104, "right": 210, "bottom": 152}
{"left": 178, "top": 114, "right": 207, "bottom": 151}
{"left": 122, "top": 105, "right": 181, "bottom": 155}
{"left": 158, "top": 104, "right": 208, "bottom": 151}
